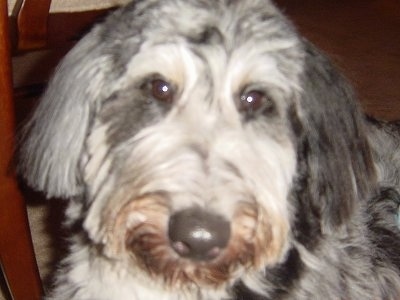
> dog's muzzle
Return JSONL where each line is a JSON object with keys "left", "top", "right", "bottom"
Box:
{"left": 104, "top": 194, "right": 282, "bottom": 288}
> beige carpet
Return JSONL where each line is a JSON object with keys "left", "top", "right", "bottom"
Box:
{"left": 26, "top": 202, "right": 54, "bottom": 294}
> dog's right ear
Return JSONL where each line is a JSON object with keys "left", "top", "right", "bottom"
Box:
{"left": 19, "top": 28, "right": 113, "bottom": 199}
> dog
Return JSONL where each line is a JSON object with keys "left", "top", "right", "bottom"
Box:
{"left": 19, "top": 0, "right": 400, "bottom": 299}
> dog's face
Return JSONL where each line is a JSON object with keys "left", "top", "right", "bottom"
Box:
{"left": 20, "top": 0, "right": 376, "bottom": 297}
{"left": 85, "top": 0, "right": 303, "bottom": 289}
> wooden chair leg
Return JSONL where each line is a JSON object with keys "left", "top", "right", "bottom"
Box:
{"left": 0, "top": 1, "right": 43, "bottom": 299}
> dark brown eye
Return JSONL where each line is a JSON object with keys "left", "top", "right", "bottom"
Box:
{"left": 239, "top": 90, "right": 265, "bottom": 113}
{"left": 151, "top": 79, "right": 174, "bottom": 103}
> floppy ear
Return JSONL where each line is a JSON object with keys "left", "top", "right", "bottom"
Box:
{"left": 289, "top": 42, "right": 376, "bottom": 237}
{"left": 19, "top": 28, "right": 113, "bottom": 199}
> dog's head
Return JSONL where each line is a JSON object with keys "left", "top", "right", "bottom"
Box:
{"left": 20, "top": 0, "right": 376, "bottom": 296}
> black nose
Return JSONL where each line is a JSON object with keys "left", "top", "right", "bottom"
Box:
{"left": 168, "top": 208, "right": 231, "bottom": 261}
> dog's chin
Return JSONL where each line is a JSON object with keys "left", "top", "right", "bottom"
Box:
{"left": 102, "top": 194, "right": 288, "bottom": 289}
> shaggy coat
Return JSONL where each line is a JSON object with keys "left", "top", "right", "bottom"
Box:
{"left": 20, "top": 0, "right": 400, "bottom": 299}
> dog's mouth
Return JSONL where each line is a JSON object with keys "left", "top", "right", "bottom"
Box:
{"left": 103, "top": 194, "right": 285, "bottom": 289}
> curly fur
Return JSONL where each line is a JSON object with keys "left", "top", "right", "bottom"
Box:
{"left": 19, "top": 0, "right": 400, "bottom": 299}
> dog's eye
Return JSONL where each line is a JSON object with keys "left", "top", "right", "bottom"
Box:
{"left": 239, "top": 90, "right": 263, "bottom": 112}
{"left": 150, "top": 79, "right": 174, "bottom": 103}
{"left": 239, "top": 90, "right": 273, "bottom": 116}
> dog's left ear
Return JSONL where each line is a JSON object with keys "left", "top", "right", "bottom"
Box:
{"left": 290, "top": 42, "right": 376, "bottom": 231}
{"left": 18, "top": 28, "right": 113, "bottom": 199}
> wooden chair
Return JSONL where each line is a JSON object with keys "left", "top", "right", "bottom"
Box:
{"left": 1, "top": 1, "right": 112, "bottom": 298}
{"left": 0, "top": 0, "right": 50, "bottom": 299}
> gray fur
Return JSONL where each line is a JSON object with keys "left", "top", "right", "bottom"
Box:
{"left": 19, "top": 0, "right": 400, "bottom": 299}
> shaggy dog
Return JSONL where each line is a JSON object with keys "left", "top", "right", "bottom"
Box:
{"left": 19, "top": 0, "right": 400, "bottom": 299}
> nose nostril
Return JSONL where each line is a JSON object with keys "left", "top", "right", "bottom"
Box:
{"left": 168, "top": 208, "right": 231, "bottom": 261}
{"left": 206, "top": 246, "right": 223, "bottom": 259}
{"left": 171, "top": 241, "right": 191, "bottom": 257}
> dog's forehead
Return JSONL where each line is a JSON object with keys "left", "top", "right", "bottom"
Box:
{"left": 145, "top": 0, "right": 287, "bottom": 44}
{"left": 108, "top": 0, "right": 303, "bottom": 89}
{"left": 104, "top": 0, "right": 303, "bottom": 81}
{"left": 121, "top": 0, "right": 285, "bottom": 38}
